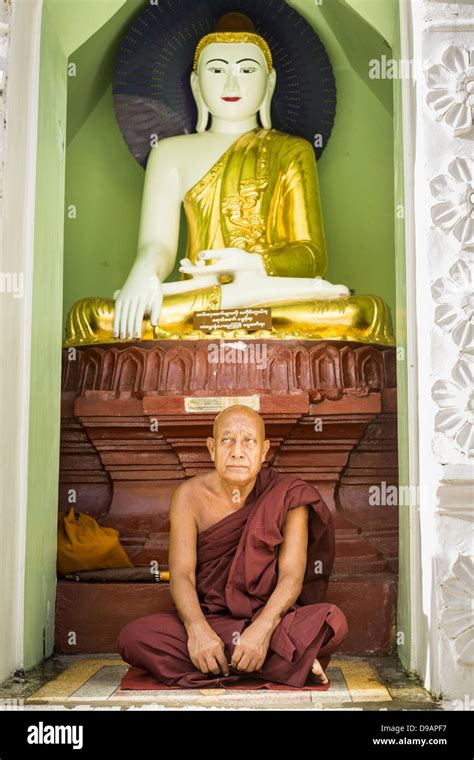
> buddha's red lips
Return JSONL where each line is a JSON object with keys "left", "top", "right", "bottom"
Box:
{"left": 222, "top": 96, "right": 241, "bottom": 102}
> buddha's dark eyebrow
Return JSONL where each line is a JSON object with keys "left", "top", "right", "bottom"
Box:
{"left": 236, "top": 58, "right": 261, "bottom": 66}
{"left": 206, "top": 58, "right": 229, "bottom": 65}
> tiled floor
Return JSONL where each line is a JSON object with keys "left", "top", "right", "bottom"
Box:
{"left": 0, "top": 654, "right": 442, "bottom": 710}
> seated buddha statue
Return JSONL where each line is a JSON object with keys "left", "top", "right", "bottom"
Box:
{"left": 64, "top": 13, "right": 395, "bottom": 347}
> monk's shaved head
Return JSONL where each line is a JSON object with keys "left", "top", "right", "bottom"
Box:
{"left": 212, "top": 405, "right": 265, "bottom": 439}
{"left": 207, "top": 404, "right": 270, "bottom": 488}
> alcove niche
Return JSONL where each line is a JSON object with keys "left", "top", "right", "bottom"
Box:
{"left": 61, "top": 0, "right": 398, "bottom": 330}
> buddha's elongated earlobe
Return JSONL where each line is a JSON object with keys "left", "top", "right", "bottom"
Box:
{"left": 259, "top": 69, "right": 276, "bottom": 129}
{"left": 190, "top": 71, "right": 209, "bottom": 133}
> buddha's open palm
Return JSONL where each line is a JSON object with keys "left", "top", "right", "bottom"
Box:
{"left": 179, "top": 248, "right": 267, "bottom": 279}
{"left": 113, "top": 268, "right": 163, "bottom": 339}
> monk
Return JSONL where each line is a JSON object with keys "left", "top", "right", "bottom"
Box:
{"left": 116, "top": 405, "right": 348, "bottom": 689}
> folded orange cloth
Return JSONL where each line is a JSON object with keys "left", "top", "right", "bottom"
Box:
{"left": 57, "top": 506, "right": 134, "bottom": 575}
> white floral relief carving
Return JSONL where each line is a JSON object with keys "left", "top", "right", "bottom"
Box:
{"left": 416, "top": 0, "right": 474, "bottom": 700}
{"left": 432, "top": 360, "right": 474, "bottom": 457}
{"left": 425, "top": 46, "right": 474, "bottom": 136}
{"left": 459, "top": 245, "right": 474, "bottom": 263}
{"left": 430, "top": 158, "right": 474, "bottom": 248}
{"left": 439, "top": 554, "right": 474, "bottom": 667}
{"left": 432, "top": 260, "right": 474, "bottom": 352}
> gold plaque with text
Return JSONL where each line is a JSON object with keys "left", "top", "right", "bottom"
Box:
{"left": 184, "top": 396, "right": 260, "bottom": 413}
{"left": 193, "top": 307, "right": 272, "bottom": 332}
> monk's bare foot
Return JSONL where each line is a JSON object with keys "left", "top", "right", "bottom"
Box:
{"left": 310, "top": 658, "right": 329, "bottom": 685}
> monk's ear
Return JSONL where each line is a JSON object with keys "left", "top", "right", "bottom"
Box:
{"left": 206, "top": 437, "right": 216, "bottom": 461}
{"left": 262, "top": 438, "right": 271, "bottom": 461}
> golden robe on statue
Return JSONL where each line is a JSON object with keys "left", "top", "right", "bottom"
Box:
{"left": 65, "top": 128, "right": 395, "bottom": 346}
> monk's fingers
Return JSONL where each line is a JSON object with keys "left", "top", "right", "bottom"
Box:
{"left": 190, "top": 651, "right": 207, "bottom": 673}
{"left": 244, "top": 656, "right": 261, "bottom": 673}
{"left": 230, "top": 645, "right": 244, "bottom": 669}
{"left": 196, "top": 659, "right": 210, "bottom": 674}
{"left": 235, "top": 653, "right": 253, "bottom": 672}
{"left": 232, "top": 647, "right": 252, "bottom": 671}
{"left": 215, "top": 648, "right": 229, "bottom": 676}
{"left": 248, "top": 658, "right": 261, "bottom": 673}
{"left": 188, "top": 653, "right": 201, "bottom": 672}
{"left": 232, "top": 646, "right": 265, "bottom": 672}
{"left": 204, "top": 656, "right": 222, "bottom": 676}
{"left": 194, "top": 649, "right": 219, "bottom": 674}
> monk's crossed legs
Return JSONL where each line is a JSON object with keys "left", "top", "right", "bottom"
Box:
{"left": 117, "top": 603, "right": 348, "bottom": 688}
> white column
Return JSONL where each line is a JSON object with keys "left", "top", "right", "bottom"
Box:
{"left": 0, "top": 0, "right": 43, "bottom": 682}
{"left": 403, "top": 0, "right": 473, "bottom": 701}
{"left": 0, "top": 0, "right": 11, "bottom": 216}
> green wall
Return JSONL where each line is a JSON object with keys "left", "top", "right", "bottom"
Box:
{"left": 24, "top": 0, "right": 125, "bottom": 670}
{"left": 62, "top": 0, "right": 397, "bottom": 331}
{"left": 291, "top": 0, "right": 396, "bottom": 319}
{"left": 24, "top": 4, "right": 66, "bottom": 669}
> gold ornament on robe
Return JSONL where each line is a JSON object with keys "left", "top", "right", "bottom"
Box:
{"left": 65, "top": 127, "right": 395, "bottom": 347}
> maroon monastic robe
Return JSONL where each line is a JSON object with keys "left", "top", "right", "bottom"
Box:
{"left": 117, "top": 468, "right": 348, "bottom": 690}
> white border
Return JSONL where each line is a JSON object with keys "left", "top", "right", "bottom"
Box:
{"left": 0, "top": 0, "right": 43, "bottom": 681}
{"left": 398, "top": 0, "right": 424, "bottom": 678}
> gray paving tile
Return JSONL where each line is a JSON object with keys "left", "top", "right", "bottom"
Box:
{"left": 109, "top": 687, "right": 312, "bottom": 705}
{"left": 310, "top": 668, "right": 352, "bottom": 703}
{"left": 69, "top": 666, "right": 128, "bottom": 701}
{"left": 0, "top": 654, "right": 441, "bottom": 711}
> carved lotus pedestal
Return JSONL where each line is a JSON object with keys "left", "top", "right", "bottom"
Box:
{"left": 56, "top": 339, "right": 399, "bottom": 656}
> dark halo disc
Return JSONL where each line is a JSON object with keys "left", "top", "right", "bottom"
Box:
{"left": 112, "top": 0, "right": 337, "bottom": 167}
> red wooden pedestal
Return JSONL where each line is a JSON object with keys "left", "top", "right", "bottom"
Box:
{"left": 56, "top": 340, "right": 399, "bottom": 655}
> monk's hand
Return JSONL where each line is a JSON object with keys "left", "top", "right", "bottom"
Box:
{"left": 186, "top": 623, "right": 229, "bottom": 677}
{"left": 231, "top": 622, "right": 272, "bottom": 674}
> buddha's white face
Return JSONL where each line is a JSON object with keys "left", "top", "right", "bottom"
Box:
{"left": 193, "top": 42, "right": 273, "bottom": 122}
